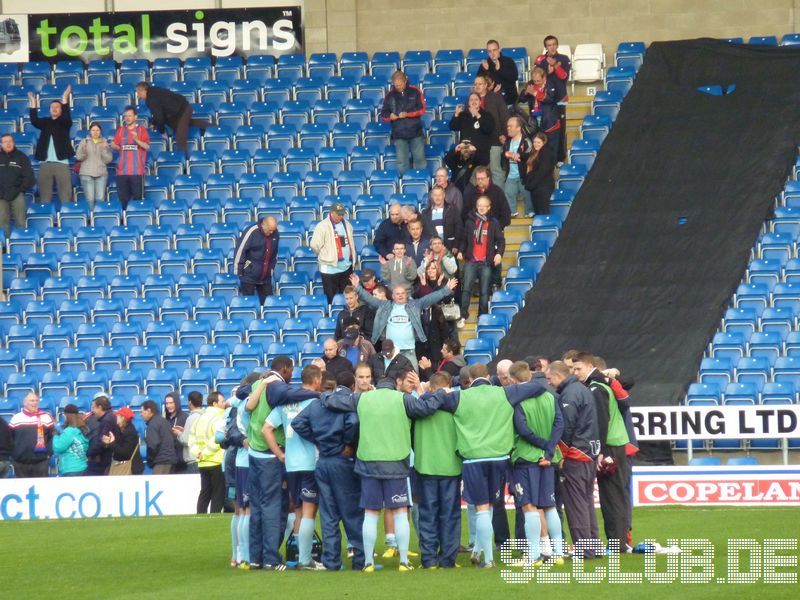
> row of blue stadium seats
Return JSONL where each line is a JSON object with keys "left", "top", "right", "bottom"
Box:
{"left": 731, "top": 282, "right": 800, "bottom": 312}
{"left": 699, "top": 356, "right": 800, "bottom": 386}
{"left": 687, "top": 381, "right": 800, "bottom": 405}
{"left": 709, "top": 329, "right": 800, "bottom": 359}
{"left": 0, "top": 49, "right": 533, "bottom": 89}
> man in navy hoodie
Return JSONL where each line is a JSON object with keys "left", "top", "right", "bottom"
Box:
{"left": 233, "top": 216, "right": 280, "bottom": 305}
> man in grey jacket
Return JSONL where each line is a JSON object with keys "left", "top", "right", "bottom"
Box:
{"left": 349, "top": 272, "right": 458, "bottom": 371}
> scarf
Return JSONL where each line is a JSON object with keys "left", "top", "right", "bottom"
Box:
{"left": 473, "top": 212, "right": 489, "bottom": 245}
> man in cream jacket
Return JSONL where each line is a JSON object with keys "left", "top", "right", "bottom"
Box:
{"left": 310, "top": 202, "right": 357, "bottom": 304}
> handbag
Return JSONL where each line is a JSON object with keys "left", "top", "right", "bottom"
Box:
{"left": 441, "top": 299, "right": 461, "bottom": 321}
{"left": 108, "top": 440, "right": 139, "bottom": 476}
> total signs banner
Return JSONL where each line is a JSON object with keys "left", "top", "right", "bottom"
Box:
{"left": 0, "top": 7, "right": 302, "bottom": 63}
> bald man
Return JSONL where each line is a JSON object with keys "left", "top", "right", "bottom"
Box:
{"left": 234, "top": 216, "right": 280, "bottom": 305}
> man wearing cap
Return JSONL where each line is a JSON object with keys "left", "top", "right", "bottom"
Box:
{"left": 367, "top": 339, "right": 414, "bottom": 383}
{"left": 9, "top": 392, "right": 54, "bottom": 478}
{"left": 86, "top": 395, "right": 119, "bottom": 476}
{"left": 234, "top": 216, "right": 280, "bottom": 305}
{"left": 310, "top": 203, "right": 357, "bottom": 305}
{"left": 337, "top": 324, "right": 376, "bottom": 368}
{"left": 350, "top": 272, "right": 459, "bottom": 372}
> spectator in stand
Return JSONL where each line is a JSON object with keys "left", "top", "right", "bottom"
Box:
{"left": 334, "top": 286, "right": 375, "bottom": 341}
{"left": 233, "top": 216, "right": 280, "bottom": 305}
{"left": 190, "top": 391, "right": 227, "bottom": 513}
{"left": 86, "top": 395, "right": 119, "bottom": 476}
{"left": 381, "top": 241, "right": 418, "bottom": 293}
{"left": 103, "top": 407, "right": 144, "bottom": 475}
{"left": 29, "top": 85, "right": 74, "bottom": 204}
{"left": 355, "top": 362, "right": 375, "bottom": 392}
{"left": 178, "top": 391, "right": 204, "bottom": 474}
{"left": 350, "top": 272, "right": 458, "bottom": 371}
{"left": 109, "top": 106, "right": 150, "bottom": 210}
{"left": 0, "top": 133, "right": 35, "bottom": 236}
{"left": 322, "top": 337, "right": 354, "bottom": 380}
{"left": 477, "top": 40, "right": 520, "bottom": 105}
{"left": 373, "top": 284, "right": 389, "bottom": 301}
{"left": 413, "top": 261, "right": 452, "bottom": 370}
{"left": 368, "top": 339, "right": 414, "bottom": 383}
{"left": 360, "top": 268, "right": 379, "bottom": 295}
{"left": 534, "top": 35, "right": 571, "bottom": 163}
{"left": 417, "top": 236, "right": 459, "bottom": 282}
{"left": 0, "top": 414, "right": 11, "bottom": 478}
{"left": 405, "top": 218, "right": 431, "bottom": 267}
{"left": 53, "top": 404, "right": 89, "bottom": 477}
{"left": 75, "top": 122, "right": 113, "bottom": 210}
{"left": 135, "top": 81, "right": 212, "bottom": 158}
{"left": 524, "top": 132, "right": 556, "bottom": 216}
{"left": 473, "top": 75, "right": 509, "bottom": 187}
{"left": 9, "top": 392, "right": 54, "bottom": 478}
{"left": 422, "top": 187, "right": 463, "bottom": 256}
{"left": 463, "top": 166, "right": 510, "bottom": 229}
{"left": 310, "top": 203, "right": 357, "bottom": 305}
{"left": 419, "top": 338, "right": 467, "bottom": 381}
{"left": 433, "top": 167, "right": 463, "bottom": 215}
{"left": 458, "top": 196, "right": 505, "bottom": 328}
{"left": 380, "top": 70, "right": 427, "bottom": 176}
{"left": 373, "top": 203, "right": 406, "bottom": 259}
{"left": 141, "top": 400, "right": 178, "bottom": 474}
{"left": 337, "top": 323, "right": 377, "bottom": 369}
{"left": 444, "top": 142, "right": 479, "bottom": 193}
{"left": 448, "top": 92, "right": 494, "bottom": 166}
{"left": 519, "top": 67, "right": 561, "bottom": 163}
{"left": 502, "top": 116, "right": 532, "bottom": 218}
{"left": 164, "top": 391, "right": 188, "bottom": 473}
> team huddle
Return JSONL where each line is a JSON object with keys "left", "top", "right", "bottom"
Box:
{"left": 220, "top": 349, "right": 637, "bottom": 572}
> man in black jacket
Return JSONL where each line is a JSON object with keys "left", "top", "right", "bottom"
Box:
{"left": 334, "top": 286, "right": 375, "bottom": 340}
{"left": 458, "top": 196, "right": 505, "bottom": 327}
{"left": 322, "top": 337, "right": 354, "bottom": 380}
{"left": 0, "top": 134, "right": 34, "bottom": 236}
{"left": 373, "top": 203, "right": 406, "bottom": 259}
{"left": 368, "top": 339, "right": 413, "bottom": 382}
{"left": 0, "top": 414, "right": 13, "bottom": 478}
{"left": 443, "top": 142, "right": 479, "bottom": 193}
{"left": 141, "top": 400, "right": 178, "bottom": 474}
{"left": 545, "top": 361, "right": 601, "bottom": 559}
{"left": 86, "top": 395, "right": 120, "bottom": 476}
{"left": 462, "top": 167, "right": 510, "bottom": 229}
{"left": 477, "top": 40, "right": 519, "bottom": 105}
{"left": 135, "top": 81, "right": 212, "bottom": 157}
{"left": 422, "top": 186, "right": 463, "bottom": 255}
{"left": 380, "top": 70, "right": 427, "bottom": 176}
{"left": 233, "top": 216, "right": 280, "bottom": 305}
{"left": 29, "top": 86, "right": 73, "bottom": 203}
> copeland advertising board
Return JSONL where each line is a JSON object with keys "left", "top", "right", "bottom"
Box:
{"left": 20, "top": 7, "right": 302, "bottom": 63}
{"left": 634, "top": 466, "right": 800, "bottom": 507}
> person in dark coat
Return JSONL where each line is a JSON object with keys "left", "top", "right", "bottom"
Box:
{"left": 164, "top": 391, "right": 188, "bottom": 473}
{"left": 322, "top": 337, "right": 354, "bottom": 379}
{"left": 103, "top": 407, "right": 144, "bottom": 475}
{"left": 519, "top": 68, "right": 562, "bottom": 165}
{"left": 368, "top": 339, "right": 414, "bottom": 382}
{"left": 135, "top": 81, "right": 212, "bottom": 157}
{"left": 476, "top": 40, "right": 520, "bottom": 105}
{"left": 29, "top": 85, "right": 74, "bottom": 203}
{"left": 473, "top": 75, "right": 510, "bottom": 187}
{"left": 448, "top": 92, "right": 494, "bottom": 166}
{"left": 335, "top": 286, "right": 375, "bottom": 340}
{"left": 373, "top": 203, "right": 406, "bottom": 259}
{"left": 141, "top": 400, "right": 178, "bottom": 474}
{"left": 379, "top": 70, "right": 427, "bottom": 176}
{"left": 421, "top": 186, "right": 463, "bottom": 256}
{"left": 0, "top": 134, "right": 35, "bottom": 236}
{"left": 86, "top": 395, "right": 120, "bottom": 476}
{"left": 523, "top": 132, "right": 556, "bottom": 216}
{"left": 443, "top": 142, "right": 480, "bottom": 193}
{"left": 462, "top": 166, "right": 511, "bottom": 229}
{"left": 233, "top": 216, "right": 280, "bottom": 305}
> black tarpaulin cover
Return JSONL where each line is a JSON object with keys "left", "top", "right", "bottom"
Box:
{"left": 496, "top": 39, "right": 800, "bottom": 462}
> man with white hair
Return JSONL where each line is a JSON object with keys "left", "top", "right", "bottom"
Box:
{"left": 494, "top": 359, "right": 514, "bottom": 386}
{"left": 350, "top": 273, "right": 458, "bottom": 371}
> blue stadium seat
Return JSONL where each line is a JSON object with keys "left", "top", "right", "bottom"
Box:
{"left": 162, "top": 344, "right": 195, "bottom": 372}
{"left": 231, "top": 343, "right": 264, "bottom": 371}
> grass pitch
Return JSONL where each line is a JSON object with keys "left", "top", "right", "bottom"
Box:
{"left": 1, "top": 507, "right": 797, "bottom": 599}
